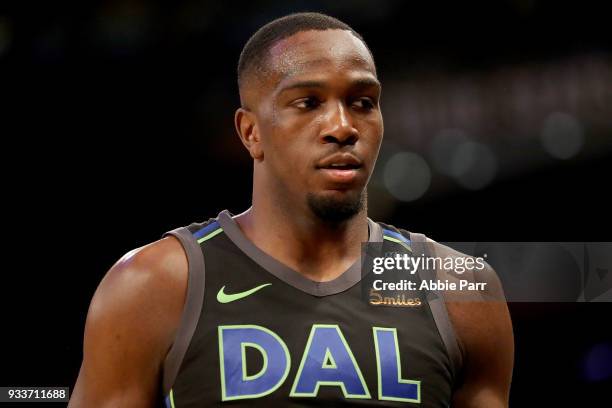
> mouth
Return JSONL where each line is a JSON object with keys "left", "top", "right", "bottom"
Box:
{"left": 316, "top": 154, "right": 363, "bottom": 185}
{"left": 319, "top": 168, "right": 360, "bottom": 184}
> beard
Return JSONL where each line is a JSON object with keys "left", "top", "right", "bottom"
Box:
{"left": 306, "top": 189, "right": 366, "bottom": 224}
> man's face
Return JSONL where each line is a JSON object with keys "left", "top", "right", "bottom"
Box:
{"left": 250, "top": 29, "right": 383, "bottom": 222}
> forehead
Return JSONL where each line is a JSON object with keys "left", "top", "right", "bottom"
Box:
{"left": 267, "top": 29, "right": 376, "bottom": 85}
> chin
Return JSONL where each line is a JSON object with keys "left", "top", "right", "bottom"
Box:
{"left": 306, "top": 189, "right": 365, "bottom": 223}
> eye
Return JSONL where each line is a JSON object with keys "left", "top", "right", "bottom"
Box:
{"left": 352, "top": 97, "right": 376, "bottom": 111}
{"left": 293, "top": 97, "right": 321, "bottom": 110}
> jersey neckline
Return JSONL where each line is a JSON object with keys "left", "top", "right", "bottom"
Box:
{"left": 217, "top": 209, "right": 383, "bottom": 297}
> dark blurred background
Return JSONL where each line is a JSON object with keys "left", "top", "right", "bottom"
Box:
{"left": 2, "top": 0, "right": 611, "bottom": 406}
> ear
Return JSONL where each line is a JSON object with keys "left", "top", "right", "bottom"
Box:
{"left": 234, "top": 108, "right": 264, "bottom": 161}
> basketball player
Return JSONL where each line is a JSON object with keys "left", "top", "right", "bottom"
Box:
{"left": 70, "top": 12, "right": 513, "bottom": 407}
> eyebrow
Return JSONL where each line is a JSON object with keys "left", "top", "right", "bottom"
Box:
{"left": 277, "top": 77, "right": 381, "bottom": 94}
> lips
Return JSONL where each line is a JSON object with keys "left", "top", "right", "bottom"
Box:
{"left": 316, "top": 153, "right": 362, "bottom": 170}
{"left": 316, "top": 153, "right": 363, "bottom": 185}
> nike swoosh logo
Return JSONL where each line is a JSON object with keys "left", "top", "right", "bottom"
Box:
{"left": 216, "top": 283, "right": 272, "bottom": 303}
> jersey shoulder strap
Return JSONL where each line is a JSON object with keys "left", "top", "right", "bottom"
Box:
{"left": 160, "top": 217, "right": 220, "bottom": 394}
{"left": 377, "top": 222, "right": 464, "bottom": 383}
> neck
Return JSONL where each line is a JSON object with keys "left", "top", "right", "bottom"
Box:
{"left": 234, "top": 184, "right": 369, "bottom": 282}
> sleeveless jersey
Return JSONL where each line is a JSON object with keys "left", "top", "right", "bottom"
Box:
{"left": 160, "top": 210, "right": 462, "bottom": 407}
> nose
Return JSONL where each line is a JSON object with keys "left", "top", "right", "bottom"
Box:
{"left": 320, "top": 101, "right": 359, "bottom": 145}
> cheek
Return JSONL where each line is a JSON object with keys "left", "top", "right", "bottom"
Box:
{"left": 362, "top": 116, "right": 384, "bottom": 148}
{"left": 268, "top": 114, "right": 317, "bottom": 162}
{"left": 261, "top": 109, "right": 323, "bottom": 187}
{"left": 263, "top": 128, "right": 313, "bottom": 179}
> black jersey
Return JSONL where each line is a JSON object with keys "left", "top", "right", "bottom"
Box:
{"left": 160, "top": 210, "right": 462, "bottom": 407}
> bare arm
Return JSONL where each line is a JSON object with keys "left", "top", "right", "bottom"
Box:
{"left": 69, "top": 237, "right": 188, "bottom": 408}
{"left": 448, "top": 264, "right": 514, "bottom": 408}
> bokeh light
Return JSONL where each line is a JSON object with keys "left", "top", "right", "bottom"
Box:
{"left": 383, "top": 151, "right": 431, "bottom": 201}
{"left": 541, "top": 112, "right": 585, "bottom": 160}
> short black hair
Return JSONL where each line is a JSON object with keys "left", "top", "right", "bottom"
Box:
{"left": 237, "top": 12, "right": 372, "bottom": 91}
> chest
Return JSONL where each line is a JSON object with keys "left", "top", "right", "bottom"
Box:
{"left": 170, "top": 246, "right": 454, "bottom": 407}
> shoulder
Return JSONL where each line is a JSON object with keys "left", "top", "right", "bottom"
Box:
{"left": 376, "top": 223, "right": 513, "bottom": 393}
{"left": 398, "top": 232, "right": 510, "bottom": 339}
{"left": 70, "top": 235, "right": 190, "bottom": 407}
{"left": 417, "top": 237, "right": 513, "bottom": 406}
{"left": 86, "top": 235, "right": 189, "bottom": 362}
{"left": 94, "top": 235, "right": 188, "bottom": 310}
{"left": 377, "top": 222, "right": 504, "bottom": 301}
{"left": 424, "top": 238, "right": 505, "bottom": 301}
